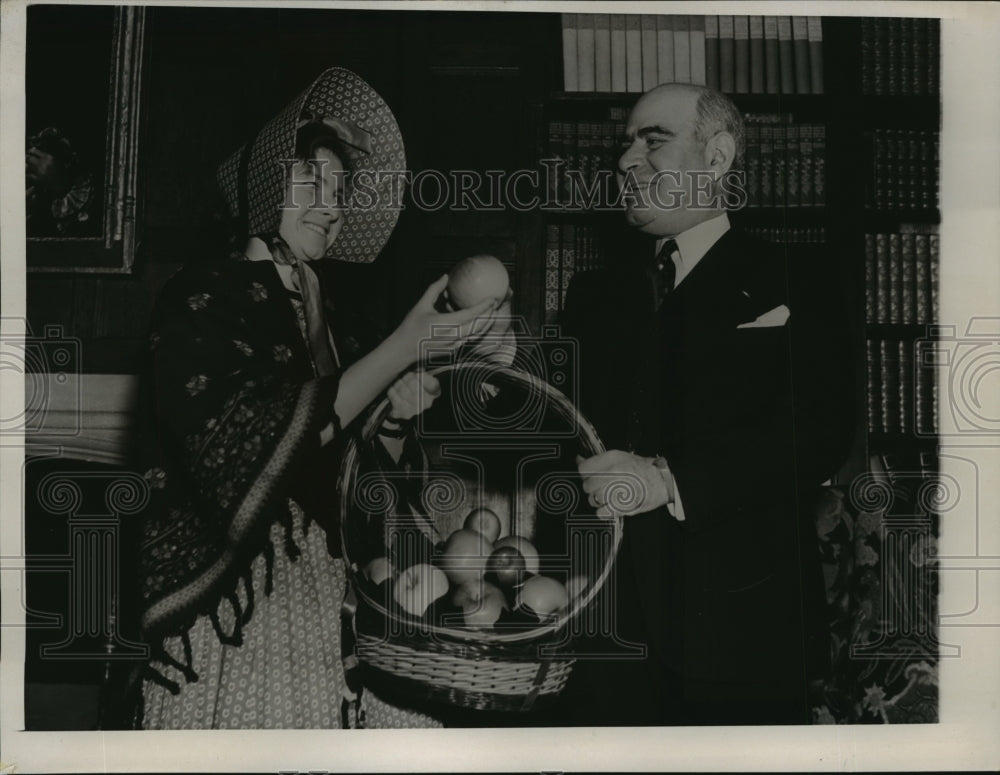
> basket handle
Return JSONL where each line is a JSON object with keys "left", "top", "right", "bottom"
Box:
{"left": 520, "top": 656, "right": 553, "bottom": 712}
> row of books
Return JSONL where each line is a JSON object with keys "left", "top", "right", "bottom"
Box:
{"left": 543, "top": 223, "right": 603, "bottom": 321}
{"left": 561, "top": 15, "right": 824, "bottom": 95}
{"left": 562, "top": 14, "right": 707, "bottom": 93}
{"left": 865, "top": 228, "right": 940, "bottom": 326}
{"left": 867, "top": 338, "right": 938, "bottom": 436}
{"left": 708, "top": 16, "right": 823, "bottom": 95}
{"left": 745, "top": 116, "right": 826, "bottom": 208}
{"left": 861, "top": 17, "right": 940, "bottom": 96}
{"left": 546, "top": 111, "right": 627, "bottom": 202}
{"left": 744, "top": 226, "right": 827, "bottom": 244}
{"left": 868, "top": 129, "right": 940, "bottom": 212}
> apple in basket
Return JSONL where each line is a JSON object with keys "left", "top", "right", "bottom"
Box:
{"left": 486, "top": 545, "right": 527, "bottom": 588}
{"left": 438, "top": 528, "right": 492, "bottom": 585}
{"left": 446, "top": 254, "right": 510, "bottom": 310}
{"left": 516, "top": 575, "right": 569, "bottom": 620}
{"left": 451, "top": 578, "right": 507, "bottom": 628}
{"left": 394, "top": 563, "right": 449, "bottom": 617}
{"left": 493, "top": 535, "right": 540, "bottom": 574}
{"left": 363, "top": 556, "right": 394, "bottom": 586}
{"left": 463, "top": 506, "right": 502, "bottom": 544}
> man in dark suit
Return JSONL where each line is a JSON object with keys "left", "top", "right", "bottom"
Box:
{"left": 561, "top": 83, "right": 855, "bottom": 725}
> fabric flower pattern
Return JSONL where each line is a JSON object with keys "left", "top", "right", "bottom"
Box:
{"left": 185, "top": 374, "right": 210, "bottom": 397}
{"left": 233, "top": 340, "right": 254, "bottom": 357}
{"left": 143, "top": 467, "right": 167, "bottom": 490}
{"left": 248, "top": 282, "right": 268, "bottom": 302}
{"left": 187, "top": 293, "right": 212, "bottom": 311}
{"left": 273, "top": 344, "right": 293, "bottom": 363}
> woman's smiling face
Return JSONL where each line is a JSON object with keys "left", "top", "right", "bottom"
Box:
{"left": 279, "top": 147, "right": 346, "bottom": 262}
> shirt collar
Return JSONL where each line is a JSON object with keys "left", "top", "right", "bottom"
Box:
{"left": 655, "top": 212, "right": 731, "bottom": 288}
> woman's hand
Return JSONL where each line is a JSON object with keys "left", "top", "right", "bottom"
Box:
{"left": 389, "top": 275, "right": 497, "bottom": 366}
{"left": 387, "top": 368, "right": 441, "bottom": 421}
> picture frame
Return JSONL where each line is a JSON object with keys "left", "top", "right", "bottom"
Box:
{"left": 25, "top": 6, "right": 145, "bottom": 273}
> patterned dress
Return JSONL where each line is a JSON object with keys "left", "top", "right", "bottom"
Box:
{"left": 138, "top": 258, "right": 438, "bottom": 729}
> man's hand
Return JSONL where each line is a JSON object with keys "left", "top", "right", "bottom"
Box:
{"left": 387, "top": 368, "right": 441, "bottom": 421}
{"left": 577, "top": 450, "right": 672, "bottom": 518}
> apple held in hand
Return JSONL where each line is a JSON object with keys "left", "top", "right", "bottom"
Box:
{"left": 451, "top": 578, "right": 507, "bottom": 628}
{"left": 447, "top": 254, "right": 510, "bottom": 310}
{"left": 463, "top": 506, "right": 502, "bottom": 544}
{"left": 486, "top": 545, "right": 527, "bottom": 587}
{"left": 493, "top": 535, "right": 540, "bottom": 574}
{"left": 516, "top": 575, "right": 569, "bottom": 619}
{"left": 439, "top": 528, "right": 492, "bottom": 585}
{"left": 394, "top": 563, "right": 449, "bottom": 617}
{"left": 363, "top": 556, "right": 394, "bottom": 586}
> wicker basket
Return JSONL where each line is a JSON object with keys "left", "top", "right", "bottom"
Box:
{"left": 339, "top": 362, "right": 622, "bottom": 713}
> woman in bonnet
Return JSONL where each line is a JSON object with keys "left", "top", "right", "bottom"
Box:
{"left": 132, "top": 68, "right": 496, "bottom": 729}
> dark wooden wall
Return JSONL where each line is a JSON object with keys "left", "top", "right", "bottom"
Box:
{"left": 26, "top": 7, "right": 558, "bottom": 373}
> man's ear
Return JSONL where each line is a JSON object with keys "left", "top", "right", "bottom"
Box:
{"left": 705, "top": 131, "right": 736, "bottom": 175}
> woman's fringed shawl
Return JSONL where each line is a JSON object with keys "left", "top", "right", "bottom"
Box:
{"left": 134, "top": 260, "right": 341, "bottom": 677}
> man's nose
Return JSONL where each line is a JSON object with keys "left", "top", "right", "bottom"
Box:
{"left": 618, "top": 140, "right": 644, "bottom": 174}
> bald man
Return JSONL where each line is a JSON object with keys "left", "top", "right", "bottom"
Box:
{"left": 561, "top": 84, "right": 855, "bottom": 725}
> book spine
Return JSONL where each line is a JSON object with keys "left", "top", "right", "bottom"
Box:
{"left": 800, "top": 123, "right": 814, "bottom": 206}
{"left": 913, "top": 17, "right": 927, "bottom": 97}
{"left": 745, "top": 123, "right": 761, "bottom": 207}
{"left": 888, "top": 232, "right": 903, "bottom": 324}
{"left": 610, "top": 14, "right": 628, "bottom": 92}
{"left": 915, "top": 339, "right": 928, "bottom": 434}
{"left": 872, "top": 130, "right": 885, "bottom": 209}
{"left": 562, "top": 224, "right": 576, "bottom": 312}
{"left": 813, "top": 124, "right": 826, "bottom": 205}
{"left": 641, "top": 14, "right": 659, "bottom": 91}
{"left": 656, "top": 15, "right": 675, "bottom": 84}
{"left": 772, "top": 123, "right": 787, "bottom": 207}
{"left": 577, "top": 14, "right": 596, "bottom": 92}
{"left": 588, "top": 122, "right": 602, "bottom": 194}
{"left": 626, "top": 15, "right": 643, "bottom": 92}
{"left": 867, "top": 339, "right": 882, "bottom": 433}
{"left": 861, "top": 18, "right": 876, "bottom": 95}
{"left": 865, "top": 233, "right": 877, "bottom": 323}
{"left": 690, "top": 15, "right": 707, "bottom": 85}
{"left": 575, "top": 121, "right": 590, "bottom": 202}
{"left": 908, "top": 130, "right": 922, "bottom": 211}
{"left": 899, "top": 17, "right": 914, "bottom": 96}
{"left": 881, "top": 339, "right": 900, "bottom": 434}
{"left": 874, "top": 18, "right": 887, "bottom": 96}
{"left": 547, "top": 120, "right": 564, "bottom": 203}
{"left": 792, "top": 16, "right": 811, "bottom": 94}
{"left": 899, "top": 340, "right": 912, "bottom": 435}
{"left": 915, "top": 233, "right": 930, "bottom": 325}
{"left": 777, "top": 16, "right": 795, "bottom": 94}
{"left": 545, "top": 223, "right": 560, "bottom": 323}
{"left": 562, "top": 224, "right": 576, "bottom": 309}
{"left": 563, "top": 121, "right": 578, "bottom": 203}
{"left": 901, "top": 232, "right": 916, "bottom": 324}
{"left": 763, "top": 16, "right": 780, "bottom": 94}
{"left": 807, "top": 16, "right": 824, "bottom": 94}
{"left": 759, "top": 124, "right": 774, "bottom": 207}
{"left": 749, "top": 16, "right": 765, "bottom": 94}
{"left": 887, "top": 17, "right": 901, "bottom": 95}
{"left": 594, "top": 14, "right": 612, "bottom": 92}
{"left": 928, "top": 18, "right": 940, "bottom": 96}
{"left": 719, "top": 15, "right": 735, "bottom": 93}
{"left": 562, "top": 13, "right": 579, "bottom": 91}
{"left": 734, "top": 16, "right": 750, "bottom": 93}
{"left": 929, "top": 232, "right": 939, "bottom": 321}
{"left": 705, "top": 15, "right": 720, "bottom": 90}
{"left": 674, "top": 14, "right": 691, "bottom": 83}
{"left": 786, "top": 123, "right": 801, "bottom": 207}
{"left": 876, "top": 232, "right": 890, "bottom": 324}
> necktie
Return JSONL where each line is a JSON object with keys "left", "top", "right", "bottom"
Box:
{"left": 653, "top": 239, "right": 679, "bottom": 309}
{"left": 269, "top": 238, "right": 339, "bottom": 376}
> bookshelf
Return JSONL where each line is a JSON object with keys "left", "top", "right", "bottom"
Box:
{"left": 533, "top": 14, "right": 941, "bottom": 485}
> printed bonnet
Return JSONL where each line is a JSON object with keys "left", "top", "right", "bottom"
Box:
{"left": 217, "top": 67, "right": 406, "bottom": 263}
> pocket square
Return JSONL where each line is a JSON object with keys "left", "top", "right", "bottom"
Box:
{"left": 737, "top": 304, "right": 790, "bottom": 329}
